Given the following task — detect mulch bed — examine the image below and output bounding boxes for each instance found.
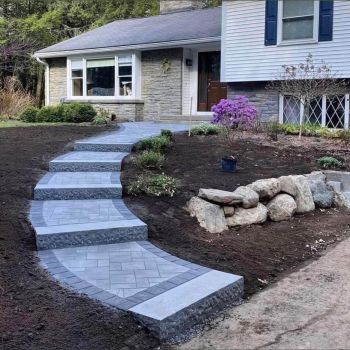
[123,132,350,297]
[0,125,158,350]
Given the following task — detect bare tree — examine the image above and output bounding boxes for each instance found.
[268,54,347,139]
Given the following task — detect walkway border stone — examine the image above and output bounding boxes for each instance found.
[30,122,244,341]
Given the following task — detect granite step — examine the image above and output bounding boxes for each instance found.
[34,172,122,200]
[39,241,243,342]
[49,151,128,172]
[30,199,147,250]
[75,141,133,153]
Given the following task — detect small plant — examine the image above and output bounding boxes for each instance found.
[191,124,222,136]
[137,135,171,152]
[160,129,173,139]
[211,96,257,154]
[128,173,177,197]
[133,150,165,169]
[265,121,280,141]
[19,106,40,122]
[317,156,343,169]
[335,129,350,143]
[93,108,110,125]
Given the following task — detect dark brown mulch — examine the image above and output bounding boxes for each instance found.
[123,133,350,298]
[0,125,158,350]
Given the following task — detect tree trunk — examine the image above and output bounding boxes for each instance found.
[35,66,45,107]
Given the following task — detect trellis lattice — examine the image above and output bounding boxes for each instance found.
[326,95,346,129]
[305,98,322,126]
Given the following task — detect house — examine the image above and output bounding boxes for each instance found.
[34,0,224,122]
[221,0,350,129]
[35,0,350,129]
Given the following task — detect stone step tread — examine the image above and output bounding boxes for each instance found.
[38,241,243,341]
[50,151,128,163]
[35,172,121,189]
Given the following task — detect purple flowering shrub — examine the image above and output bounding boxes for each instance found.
[211,96,257,128]
[211,96,258,155]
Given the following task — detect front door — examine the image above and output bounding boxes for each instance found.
[198,51,227,112]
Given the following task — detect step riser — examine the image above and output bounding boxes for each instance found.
[133,278,244,342]
[36,226,148,250]
[34,187,122,200]
[75,143,133,152]
[49,162,121,172]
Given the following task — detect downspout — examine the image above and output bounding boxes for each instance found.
[35,56,50,106]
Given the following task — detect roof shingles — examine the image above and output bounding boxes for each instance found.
[36,7,221,56]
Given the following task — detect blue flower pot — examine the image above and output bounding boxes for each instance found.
[221,157,237,173]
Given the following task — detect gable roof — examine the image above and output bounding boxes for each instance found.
[35,7,222,58]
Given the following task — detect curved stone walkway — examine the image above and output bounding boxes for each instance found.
[30,122,243,341]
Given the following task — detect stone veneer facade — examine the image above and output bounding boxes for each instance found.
[47,48,184,121]
[227,82,279,122]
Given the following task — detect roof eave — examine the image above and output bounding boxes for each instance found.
[34,36,221,58]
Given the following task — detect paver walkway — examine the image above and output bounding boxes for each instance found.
[30,122,243,341]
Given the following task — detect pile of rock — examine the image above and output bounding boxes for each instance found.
[187,171,343,234]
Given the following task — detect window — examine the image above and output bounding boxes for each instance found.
[71,60,83,97]
[279,0,318,43]
[87,59,115,97]
[68,54,137,99]
[118,56,132,96]
[281,94,349,130]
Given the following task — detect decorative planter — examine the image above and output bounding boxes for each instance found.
[221,156,237,173]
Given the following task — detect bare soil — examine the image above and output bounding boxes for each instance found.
[123,132,350,297]
[0,125,158,350]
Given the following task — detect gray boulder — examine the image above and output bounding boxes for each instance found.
[279,175,298,197]
[187,197,228,233]
[267,194,297,222]
[232,186,259,209]
[227,203,268,227]
[223,206,235,217]
[292,175,315,213]
[327,182,350,209]
[198,189,242,205]
[308,180,334,208]
[248,178,281,199]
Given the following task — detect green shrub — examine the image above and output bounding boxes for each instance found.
[335,129,350,143]
[161,129,173,139]
[36,105,66,122]
[92,108,110,125]
[19,106,40,122]
[128,174,177,197]
[63,103,97,123]
[191,124,222,135]
[137,135,171,152]
[317,156,343,169]
[134,150,165,169]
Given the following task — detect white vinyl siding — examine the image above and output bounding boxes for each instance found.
[222,0,350,82]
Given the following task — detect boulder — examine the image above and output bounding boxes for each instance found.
[248,178,281,199]
[267,194,297,222]
[232,186,259,209]
[327,182,350,209]
[227,203,268,227]
[279,175,298,197]
[223,206,235,217]
[187,197,228,233]
[291,175,315,213]
[305,171,326,183]
[198,189,242,205]
[308,180,334,208]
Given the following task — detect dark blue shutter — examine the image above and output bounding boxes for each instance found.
[319,0,334,41]
[265,0,278,46]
